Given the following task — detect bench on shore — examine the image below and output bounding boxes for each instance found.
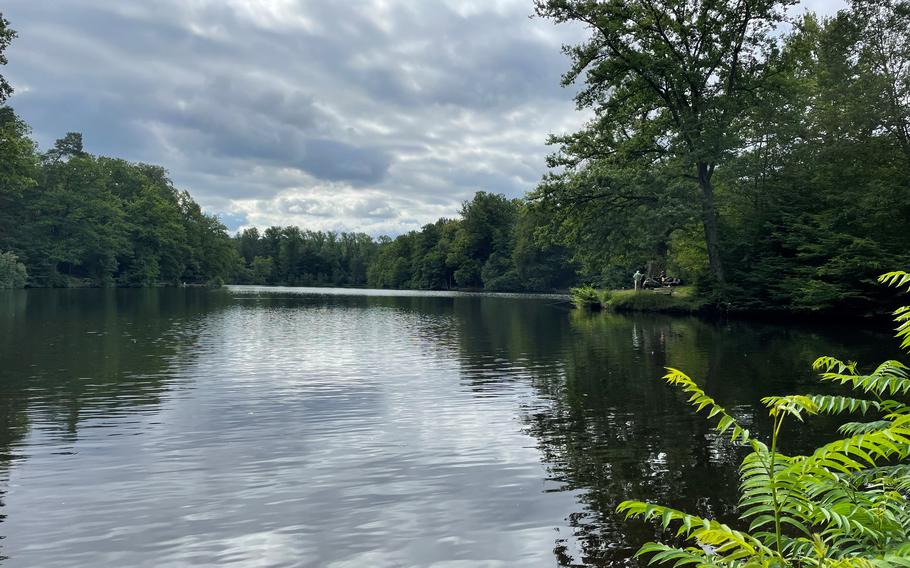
[651,287,673,295]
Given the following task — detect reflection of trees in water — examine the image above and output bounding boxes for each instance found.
[431,302,895,567]
[522,312,748,565]
[1,290,893,567]
[0,288,232,558]
[0,387,27,562]
[383,299,748,565]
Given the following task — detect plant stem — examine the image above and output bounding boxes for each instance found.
[770,414,785,558]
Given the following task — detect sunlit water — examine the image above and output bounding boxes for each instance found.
[0,287,899,567]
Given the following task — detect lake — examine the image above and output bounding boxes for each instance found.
[0,287,899,567]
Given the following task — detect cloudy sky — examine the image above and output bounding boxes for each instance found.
[4,0,845,235]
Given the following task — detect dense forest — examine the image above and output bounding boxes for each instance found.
[2,1,910,314]
[232,192,576,292]
[0,16,236,287]
[0,125,237,287]
[531,0,910,311]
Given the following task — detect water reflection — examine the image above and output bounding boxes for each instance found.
[514,310,893,565]
[0,289,232,563]
[0,287,897,567]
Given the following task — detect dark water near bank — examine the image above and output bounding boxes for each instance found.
[0,287,899,567]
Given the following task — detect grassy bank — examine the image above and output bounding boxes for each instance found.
[571,285,707,314]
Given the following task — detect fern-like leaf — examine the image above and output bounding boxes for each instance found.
[618,501,775,563]
[839,420,892,435]
[804,396,881,416]
[633,542,721,567]
[663,368,752,443]
[879,271,910,291]
[895,306,910,352]
[818,360,910,397]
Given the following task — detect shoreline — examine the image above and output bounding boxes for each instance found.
[571,285,898,328]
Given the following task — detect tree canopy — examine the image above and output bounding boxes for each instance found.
[0,13,15,104]
[235,192,577,292]
[534,0,798,287]
[533,0,910,311]
[0,120,239,287]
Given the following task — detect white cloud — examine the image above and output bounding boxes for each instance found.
[3,0,843,234]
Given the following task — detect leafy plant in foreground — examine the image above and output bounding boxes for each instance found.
[618,271,910,567]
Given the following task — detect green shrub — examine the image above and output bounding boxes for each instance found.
[619,271,910,567]
[0,251,27,288]
[571,285,603,310]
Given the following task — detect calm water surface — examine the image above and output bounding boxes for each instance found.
[0,287,898,567]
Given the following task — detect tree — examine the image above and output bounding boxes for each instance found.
[410,220,456,290]
[0,13,16,103]
[249,256,273,285]
[0,107,37,249]
[0,250,26,288]
[535,0,797,287]
[237,228,261,265]
[448,192,520,289]
[533,162,692,288]
[513,205,577,291]
[714,9,910,311]
[42,132,86,163]
[24,137,128,285]
[850,0,910,161]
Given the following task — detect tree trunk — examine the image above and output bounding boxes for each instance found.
[697,162,725,286]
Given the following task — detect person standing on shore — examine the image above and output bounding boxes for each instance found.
[633,270,643,291]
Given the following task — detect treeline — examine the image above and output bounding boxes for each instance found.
[4,3,910,314]
[532,0,910,312]
[233,192,577,292]
[0,122,237,287]
[0,16,237,288]
[233,228,376,287]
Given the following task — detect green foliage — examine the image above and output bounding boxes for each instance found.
[0,12,15,103]
[571,285,602,310]
[248,256,273,285]
[0,124,238,287]
[0,250,26,288]
[235,227,377,287]
[618,272,910,567]
[359,193,577,292]
[535,0,798,287]
[570,285,706,313]
[534,1,910,313]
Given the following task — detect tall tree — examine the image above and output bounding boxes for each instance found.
[535,0,796,286]
[0,13,16,103]
[714,8,910,311]
[850,0,910,160]
[448,192,519,288]
[0,107,37,248]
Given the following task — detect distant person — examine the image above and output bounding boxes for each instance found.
[633,270,643,291]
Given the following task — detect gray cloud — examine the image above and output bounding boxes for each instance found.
[2,0,846,235]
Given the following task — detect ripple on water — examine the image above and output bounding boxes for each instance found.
[0,288,898,566]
